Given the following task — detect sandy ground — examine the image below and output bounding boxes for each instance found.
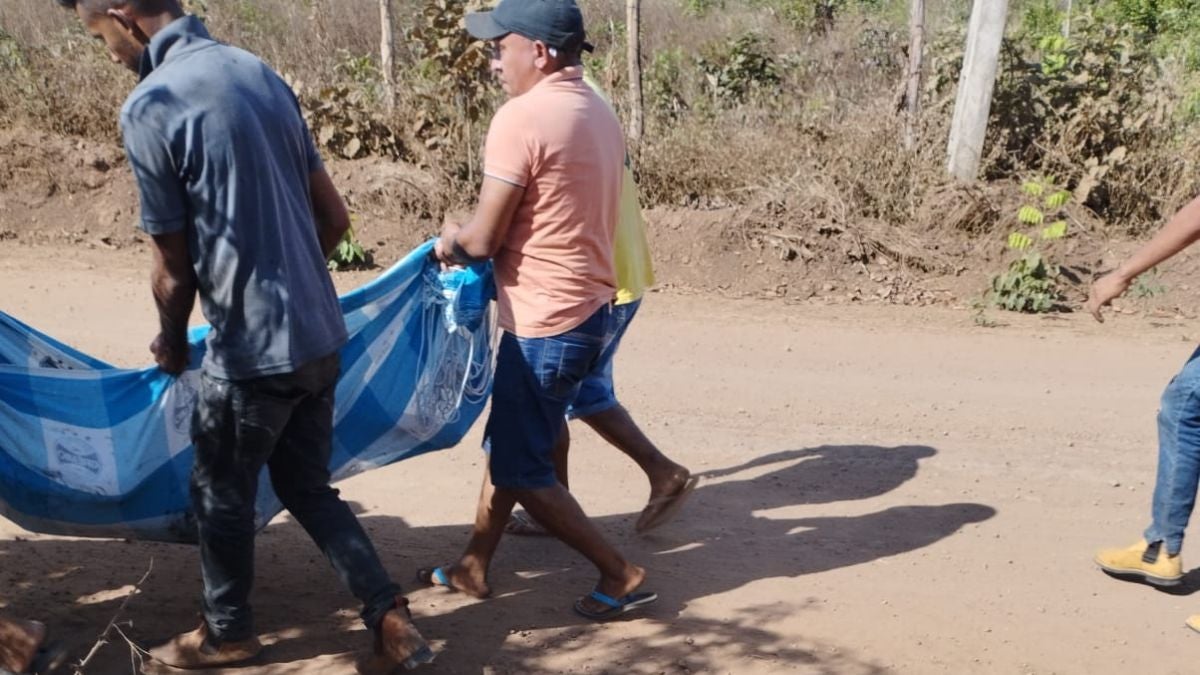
[2,242,1200,674]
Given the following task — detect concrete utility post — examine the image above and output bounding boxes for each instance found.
[946,0,1009,182]
[379,0,396,112]
[903,0,925,150]
[626,0,644,145]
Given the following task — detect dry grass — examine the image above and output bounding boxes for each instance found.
[1,0,1197,249]
[0,0,402,138]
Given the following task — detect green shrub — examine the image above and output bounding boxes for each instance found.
[647,47,689,121]
[328,226,371,271]
[697,34,781,105]
[992,253,1061,312]
[990,178,1071,313]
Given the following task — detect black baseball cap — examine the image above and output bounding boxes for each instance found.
[466,0,594,53]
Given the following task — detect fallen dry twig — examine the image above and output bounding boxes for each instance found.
[73,558,154,675]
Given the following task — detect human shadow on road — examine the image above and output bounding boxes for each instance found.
[697,444,937,506]
[0,444,992,673]
[622,445,994,611]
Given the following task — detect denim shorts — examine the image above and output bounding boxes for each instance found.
[566,299,641,420]
[484,304,612,489]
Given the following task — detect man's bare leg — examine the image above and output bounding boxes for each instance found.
[436,467,646,608]
[552,421,571,488]
[514,483,647,612]
[514,410,689,535]
[433,468,516,598]
[582,405,690,498]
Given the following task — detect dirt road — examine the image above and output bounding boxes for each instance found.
[2,243,1198,674]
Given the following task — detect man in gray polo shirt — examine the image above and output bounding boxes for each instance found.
[58,1,432,671]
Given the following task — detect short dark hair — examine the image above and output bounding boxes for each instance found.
[553,43,584,68]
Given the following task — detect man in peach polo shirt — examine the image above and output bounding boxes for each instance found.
[426,0,657,621]
[503,77,696,538]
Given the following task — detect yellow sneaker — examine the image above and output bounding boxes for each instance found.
[1095,539,1183,587]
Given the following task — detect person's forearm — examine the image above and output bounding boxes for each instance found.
[309,170,351,258]
[451,221,499,262]
[316,214,349,259]
[1115,195,1200,281]
[436,177,521,264]
[151,267,196,346]
[450,229,491,263]
[437,221,488,265]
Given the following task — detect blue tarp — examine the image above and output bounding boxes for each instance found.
[0,241,493,543]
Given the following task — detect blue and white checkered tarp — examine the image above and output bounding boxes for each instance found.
[0,240,494,543]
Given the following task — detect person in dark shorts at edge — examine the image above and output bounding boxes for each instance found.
[57,0,434,670]
[423,0,659,621]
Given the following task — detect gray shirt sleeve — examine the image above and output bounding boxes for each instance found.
[121,116,189,235]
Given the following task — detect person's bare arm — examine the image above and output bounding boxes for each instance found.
[1087,194,1200,322]
[434,177,524,265]
[147,231,196,375]
[310,167,351,259]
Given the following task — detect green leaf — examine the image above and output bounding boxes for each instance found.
[1041,220,1068,240]
[1018,206,1045,225]
[1044,190,1071,209]
[1008,232,1034,250]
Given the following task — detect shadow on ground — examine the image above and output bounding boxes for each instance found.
[0,444,993,673]
[1110,567,1200,597]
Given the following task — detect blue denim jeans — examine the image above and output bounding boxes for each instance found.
[567,299,641,420]
[191,353,400,642]
[1144,346,1200,555]
[485,304,612,489]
